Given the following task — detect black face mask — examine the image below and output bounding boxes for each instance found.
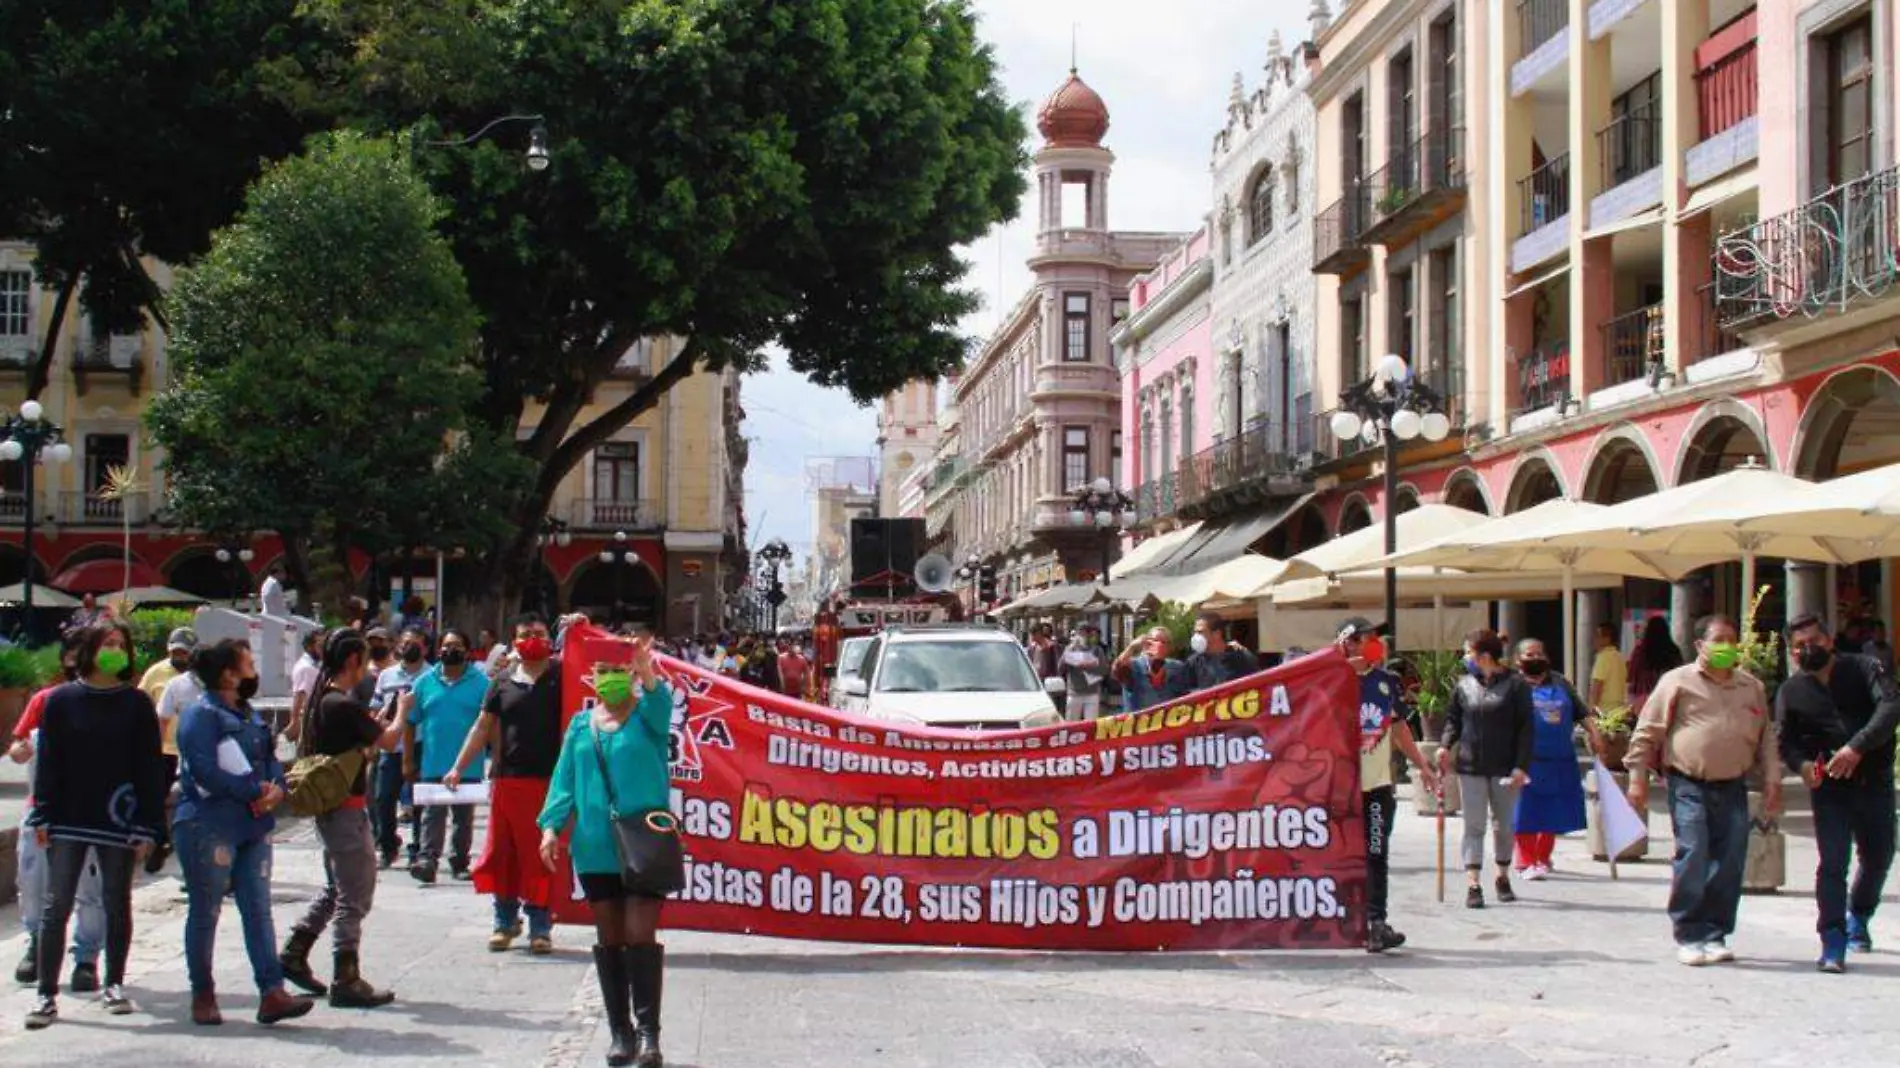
[1518,658,1550,679]
[442,649,468,667]
[401,646,424,664]
[236,676,260,701]
[1797,645,1833,673]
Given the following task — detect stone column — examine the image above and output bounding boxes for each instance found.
[1670,579,1699,660]
[1573,589,1604,679]
[1786,561,1827,626]
[1499,600,1529,646]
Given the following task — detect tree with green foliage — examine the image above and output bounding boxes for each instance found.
[306,0,1028,621]
[146,131,528,609]
[0,0,336,398]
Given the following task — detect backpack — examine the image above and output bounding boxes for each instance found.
[285,748,366,817]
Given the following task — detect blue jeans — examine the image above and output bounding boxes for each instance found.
[175,821,284,994]
[372,751,405,856]
[16,821,103,965]
[494,898,553,938]
[1812,779,1897,936]
[1666,775,1751,946]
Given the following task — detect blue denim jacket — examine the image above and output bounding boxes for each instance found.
[174,692,285,842]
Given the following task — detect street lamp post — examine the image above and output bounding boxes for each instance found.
[536,515,571,613]
[1069,477,1138,583]
[0,400,74,627]
[412,114,552,170]
[954,554,980,612]
[598,530,631,627]
[1328,353,1453,655]
[758,538,793,634]
[214,543,257,607]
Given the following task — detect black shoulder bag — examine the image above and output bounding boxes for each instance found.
[588,719,685,896]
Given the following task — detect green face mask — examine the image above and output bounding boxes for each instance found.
[1703,642,1741,671]
[95,648,131,678]
[594,671,634,706]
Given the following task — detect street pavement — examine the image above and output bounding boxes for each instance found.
[0,780,1896,1068]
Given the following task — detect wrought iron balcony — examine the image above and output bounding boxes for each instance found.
[1362,128,1468,246]
[1314,407,1377,464]
[1516,339,1571,414]
[1597,102,1661,189]
[1517,152,1571,238]
[1715,165,1900,328]
[61,491,151,526]
[1312,186,1372,275]
[1695,282,1745,361]
[1519,0,1568,58]
[569,497,663,531]
[1600,304,1664,388]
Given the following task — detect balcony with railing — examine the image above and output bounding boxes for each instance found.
[1515,339,1571,415]
[1591,97,1664,229]
[1361,129,1469,248]
[71,334,145,395]
[1312,186,1372,276]
[1313,407,1376,465]
[1599,304,1664,390]
[1714,165,1900,329]
[1694,282,1745,363]
[569,497,664,531]
[60,491,151,526]
[1688,10,1759,187]
[0,491,26,526]
[1513,0,1571,96]
[1513,153,1571,273]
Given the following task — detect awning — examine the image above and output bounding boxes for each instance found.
[1505,261,1571,301]
[1156,494,1311,575]
[1110,522,1201,579]
[1681,165,1758,219]
[1584,207,1663,241]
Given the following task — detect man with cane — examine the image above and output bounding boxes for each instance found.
[1337,618,1437,951]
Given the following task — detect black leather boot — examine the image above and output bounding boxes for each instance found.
[594,945,636,1067]
[278,929,327,996]
[627,943,665,1068]
[328,950,395,1008]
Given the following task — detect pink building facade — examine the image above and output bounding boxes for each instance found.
[1112,228,1213,496]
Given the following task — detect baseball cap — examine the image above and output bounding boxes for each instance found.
[364,626,392,641]
[1335,616,1379,642]
[166,628,198,652]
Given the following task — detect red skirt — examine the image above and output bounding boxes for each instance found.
[472,776,556,909]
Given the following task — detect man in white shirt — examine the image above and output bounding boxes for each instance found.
[260,564,289,617]
[285,628,324,740]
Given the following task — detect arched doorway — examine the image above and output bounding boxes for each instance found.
[1392,485,1422,515]
[1442,470,1492,515]
[1338,496,1374,535]
[167,548,249,604]
[1678,412,1769,484]
[1583,433,1661,504]
[1504,455,1564,514]
[1792,366,1900,636]
[0,544,47,588]
[567,558,662,628]
[1581,431,1668,650]
[1679,406,1775,626]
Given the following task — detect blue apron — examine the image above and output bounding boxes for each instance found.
[1515,679,1587,835]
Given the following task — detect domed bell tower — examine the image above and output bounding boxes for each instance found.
[1033,69,1114,256]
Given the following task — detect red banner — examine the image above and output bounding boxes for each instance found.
[548,629,1366,950]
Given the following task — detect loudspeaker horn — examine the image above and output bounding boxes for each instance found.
[913,553,954,594]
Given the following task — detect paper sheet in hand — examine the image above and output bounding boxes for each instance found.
[414,782,490,806]
[215,738,253,776]
[1591,758,1647,857]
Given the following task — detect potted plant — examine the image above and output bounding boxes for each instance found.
[1376,185,1414,215]
[1593,703,1635,770]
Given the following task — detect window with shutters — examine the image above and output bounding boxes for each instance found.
[1063,427,1089,491]
[1064,294,1091,361]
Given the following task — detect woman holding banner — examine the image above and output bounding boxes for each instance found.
[539,633,676,1068]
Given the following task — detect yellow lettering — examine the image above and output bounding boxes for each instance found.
[739,790,775,845]
[1164,703,1192,728]
[1230,689,1261,719]
[1096,715,1133,740]
[807,802,842,852]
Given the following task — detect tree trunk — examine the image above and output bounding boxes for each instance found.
[27,275,79,400]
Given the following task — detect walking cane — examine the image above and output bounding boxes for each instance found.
[1434,782,1447,904]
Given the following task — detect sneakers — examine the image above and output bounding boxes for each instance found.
[69,961,99,994]
[1366,922,1407,954]
[102,985,134,1014]
[1494,874,1517,903]
[1465,885,1484,909]
[1676,943,1712,967]
[529,935,554,956]
[1522,864,1549,883]
[409,861,438,885]
[1847,915,1875,953]
[489,925,523,952]
[24,996,57,1030]
[1819,929,1848,974]
[15,937,38,984]
[451,867,473,882]
[1703,938,1736,964]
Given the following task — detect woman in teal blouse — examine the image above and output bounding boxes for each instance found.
[538,633,673,1068]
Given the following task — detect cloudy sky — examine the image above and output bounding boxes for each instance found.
[741,0,1315,562]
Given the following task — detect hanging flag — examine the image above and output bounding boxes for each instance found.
[1592,758,1647,857]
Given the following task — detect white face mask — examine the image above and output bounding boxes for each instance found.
[1189,633,1209,655]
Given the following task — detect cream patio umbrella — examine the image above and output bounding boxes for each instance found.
[1270,503,1493,584]
[1730,459,1900,561]
[1364,497,1729,677]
